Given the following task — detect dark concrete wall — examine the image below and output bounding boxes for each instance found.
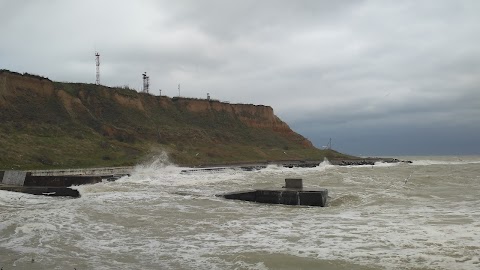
[0,186,80,197]
[24,175,102,187]
[222,190,256,202]
[299,191,328,206]
[220,189,328,207]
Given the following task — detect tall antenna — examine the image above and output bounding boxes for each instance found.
[142,72,150,93]
[178,84,181,97]
[95,52,100,85]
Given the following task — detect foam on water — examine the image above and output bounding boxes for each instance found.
[410,156,480,166]
[1,155,480,269]
[14,223,58,234]
[374,161,401,167]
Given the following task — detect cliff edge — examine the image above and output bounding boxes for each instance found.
[0,70,350,169]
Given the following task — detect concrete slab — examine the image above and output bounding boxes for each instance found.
[1,170,27,186]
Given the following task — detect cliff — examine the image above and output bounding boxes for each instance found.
[0,70,348,169]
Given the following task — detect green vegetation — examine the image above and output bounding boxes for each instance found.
[0,70,353,170]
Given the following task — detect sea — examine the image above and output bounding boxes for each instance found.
[1,155,479,270]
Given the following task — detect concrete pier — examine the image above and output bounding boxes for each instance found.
[218,179,328,207]
[0,167,131,197]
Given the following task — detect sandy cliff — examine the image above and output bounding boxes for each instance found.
[0,70,325,169]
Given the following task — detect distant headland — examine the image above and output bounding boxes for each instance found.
[0,69,357,170]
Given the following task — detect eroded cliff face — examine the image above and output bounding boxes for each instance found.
[0,70,314,148]
[0,71,54,108]
[0,71,54,98]
[0,71,64,124]
[176,99,284,128]
[174,99,313,147]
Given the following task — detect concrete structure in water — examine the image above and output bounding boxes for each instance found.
[0,167,131,197]
[218,178,328,207]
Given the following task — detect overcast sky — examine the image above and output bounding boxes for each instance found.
[1,0,479,156]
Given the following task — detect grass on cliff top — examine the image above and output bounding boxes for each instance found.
[0,123,146,170]
[170,144,346,166]
[0,121,342,170]
[0,111,352,170]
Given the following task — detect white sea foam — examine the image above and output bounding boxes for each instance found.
[373,161,401,167]
[411,158,480,166]
[14,223,57,234]
[1,156,479,269]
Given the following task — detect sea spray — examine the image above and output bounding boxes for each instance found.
[2,156,480,269]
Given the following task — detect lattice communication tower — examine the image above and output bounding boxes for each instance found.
[142,72,150,93]
[95,52,100,85]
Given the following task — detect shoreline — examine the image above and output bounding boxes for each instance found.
[188,157,411,168]
[0,157,411,173]
[0,157,411,197]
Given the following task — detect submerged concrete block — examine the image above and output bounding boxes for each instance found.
[218,188,328,207]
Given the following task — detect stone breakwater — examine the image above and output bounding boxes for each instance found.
[330,158,412,166]
[183,158,411,173]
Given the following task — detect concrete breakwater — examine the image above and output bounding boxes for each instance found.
[29,166,133,177]
[181,161,323,173]
[219,189,329,207]
[182,158,410,173]
[329,158,412,166]
[218,178,329,207]
[0,167,132,197]
[0,158,410,197]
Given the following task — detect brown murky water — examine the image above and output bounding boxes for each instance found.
[1,155,479,269]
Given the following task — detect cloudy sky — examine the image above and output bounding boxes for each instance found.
[1,0,479,156]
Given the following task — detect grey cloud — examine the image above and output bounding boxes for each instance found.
[1,0,479,155]
[157,0,363,40]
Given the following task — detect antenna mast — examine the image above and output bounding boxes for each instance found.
[142,72,150,93]
[95,52,100,85]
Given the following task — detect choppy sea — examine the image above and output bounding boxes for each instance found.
[1,155,479,270]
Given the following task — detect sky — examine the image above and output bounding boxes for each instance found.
[1,0,479,156]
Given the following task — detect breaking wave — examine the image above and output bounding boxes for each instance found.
[411,158,480,166]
